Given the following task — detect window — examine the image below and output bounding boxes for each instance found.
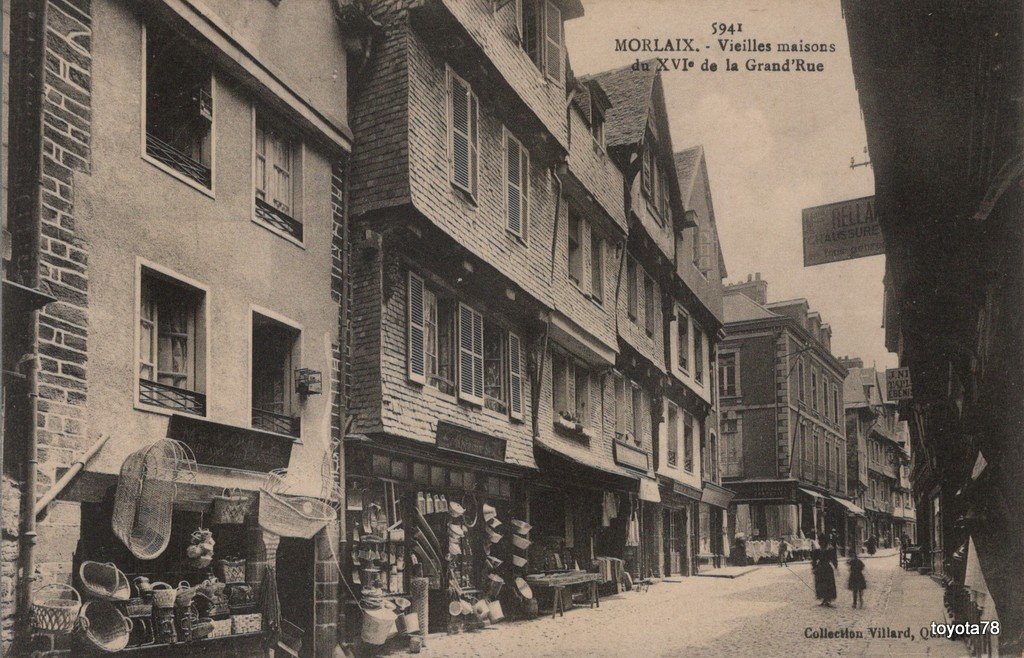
[568,211,583,284]
[683,411,695,472]
[553,354,595,430]
[719,351,737,397]
[518,0,563,82]
[145,21,213,188]
[138,268,205,415]
[409,274,456,394]
[251,313,300,438]
[797,358,806,403]
[708,432,719,483]
[811,367,818,410]
[643,272,655,335]
[590,232,604,304]
[574,366,592,428]
[448,68,479,198]
[590,96,605,147]
[484,322,507,414]
[552,352,570,419]
[505,130,529,239]
[458,303,485,405]
[255,113,303,241]
[626,256,638,320]
[693,228,712,277]
[643,136,670,223]
[631,385,644,446]
[666,403,679,467]
[614,376,627,441]
[832,385,840,424]
[676,309,689,373]
[693,328,704,384]
[722,418,740,477]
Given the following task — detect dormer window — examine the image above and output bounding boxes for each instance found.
[518,0,564,83]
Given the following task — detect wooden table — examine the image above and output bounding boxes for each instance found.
[525,572,603,619]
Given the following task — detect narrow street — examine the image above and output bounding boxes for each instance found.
[397,555,966,658]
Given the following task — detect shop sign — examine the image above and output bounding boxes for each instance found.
[886,367,913,400]
[613,440,649,471]
[802,195,884,266]
[436,421,506,463]
[726,479,795,502]
[701,483,734,509]
[167,414,292,472]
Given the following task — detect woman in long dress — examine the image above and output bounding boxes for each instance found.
[812,540,838,607]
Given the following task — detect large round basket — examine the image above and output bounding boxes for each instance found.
[79,562,130,602]
[78,601,132,653]
[31,583,81,634]
[259,489,334,539]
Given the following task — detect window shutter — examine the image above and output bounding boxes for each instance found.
[408,272,426,383]
[543,1,563,81]
[469,92,479,197]
[458,304,484,404]
[449,71,475,195]
[506,133,524,237]
[642,146,652,196]
[509,333,523,419]
[589,373,600,429]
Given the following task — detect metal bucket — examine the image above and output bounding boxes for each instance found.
[487,599,504,623]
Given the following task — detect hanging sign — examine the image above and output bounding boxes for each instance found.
[802,195,884,265]
[886,367,913,401]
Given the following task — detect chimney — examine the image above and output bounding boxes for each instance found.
[725,273,768,305]
[839,356,864,369]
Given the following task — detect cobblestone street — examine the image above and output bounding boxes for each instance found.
[395,555,968,658]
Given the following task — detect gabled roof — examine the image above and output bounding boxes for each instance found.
[724,292,779,323]
[582,62,657,149]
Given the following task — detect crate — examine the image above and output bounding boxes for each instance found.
[232,613,262,635]
[208,618,232,638]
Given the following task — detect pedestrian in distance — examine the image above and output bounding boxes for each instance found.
[811,538,839,607]
[866,534,877,555]
[777,537,790,566]
[847,547,867,608]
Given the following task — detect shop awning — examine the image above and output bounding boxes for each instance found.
[798,487,825,500]
[639,477,661,503]
[700,482,735,509]
[829,496,866,517]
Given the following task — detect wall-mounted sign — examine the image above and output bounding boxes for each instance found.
[613,440,650,471]
[886,367,913,401]
[167,414,293,472]
[436,421,507,463]
[802,195,884,266]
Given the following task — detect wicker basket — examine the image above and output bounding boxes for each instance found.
[150,582,176,608]
[79,562,130,602]
[231,612,262,635]
[212,488,249,525]
[31,583,81,634]
[258,470,335,539]
[217,558,246,584]
[208,617,232,638]
[125,597,152,618]
[78,601,132,653]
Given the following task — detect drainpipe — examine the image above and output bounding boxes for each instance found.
[12,0,50,638]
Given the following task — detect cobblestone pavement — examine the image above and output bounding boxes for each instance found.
[389,555,969,657]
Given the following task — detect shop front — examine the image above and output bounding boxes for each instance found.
[827,496,866,555]
[697,482,734,570]
[343,424,528,638]
[657,478,702,576]
[726,479,822,564]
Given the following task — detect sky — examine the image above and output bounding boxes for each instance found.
[566,0,897,370]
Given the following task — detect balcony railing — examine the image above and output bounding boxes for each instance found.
[255,198,303,241]
[816,465,826,484]
[146,133,211,188]
[140,379,206,416]
[252,407,301,438]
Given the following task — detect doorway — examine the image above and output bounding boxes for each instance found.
[276,537,314,657]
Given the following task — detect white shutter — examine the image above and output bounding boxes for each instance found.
[508,332,524,419]
[408,272,426,383]
[449,70,476,196]
[505,132,526,237]
[469,91,479,197]
[458,303,484,404]
[543,1,563,82]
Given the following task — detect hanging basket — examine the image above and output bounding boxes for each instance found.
[31,583,81,634]
[78,601,133,653]
[258,470,335,539]
[78,562,130,602]
[112,439,196,560]
[211,488,249,525]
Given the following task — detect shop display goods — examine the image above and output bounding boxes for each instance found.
[211,488,249,524]
[258,469,336,539]
[112,439,197,560]
[78,561,130,602]
[78,601,133,652]
[31,583,81,635]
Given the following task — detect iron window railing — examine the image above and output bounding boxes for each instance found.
[252,406,301,438]
[146,133,211,188]
[139,378,206,416]
[254,197,303,241]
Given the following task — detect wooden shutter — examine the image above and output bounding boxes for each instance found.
[458,303,484,404]
[509,332,524,419]
[642,145,652,196]
[589,372,600,429]
[408,272,426,383]
[543,1,563,81]
[505,132,528,238]
[449,70,477,196]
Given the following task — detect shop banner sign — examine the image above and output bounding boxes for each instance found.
[436,421,507,462]
[886,367,913,400]
[802,195,884,266]
[613,440,650,471]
